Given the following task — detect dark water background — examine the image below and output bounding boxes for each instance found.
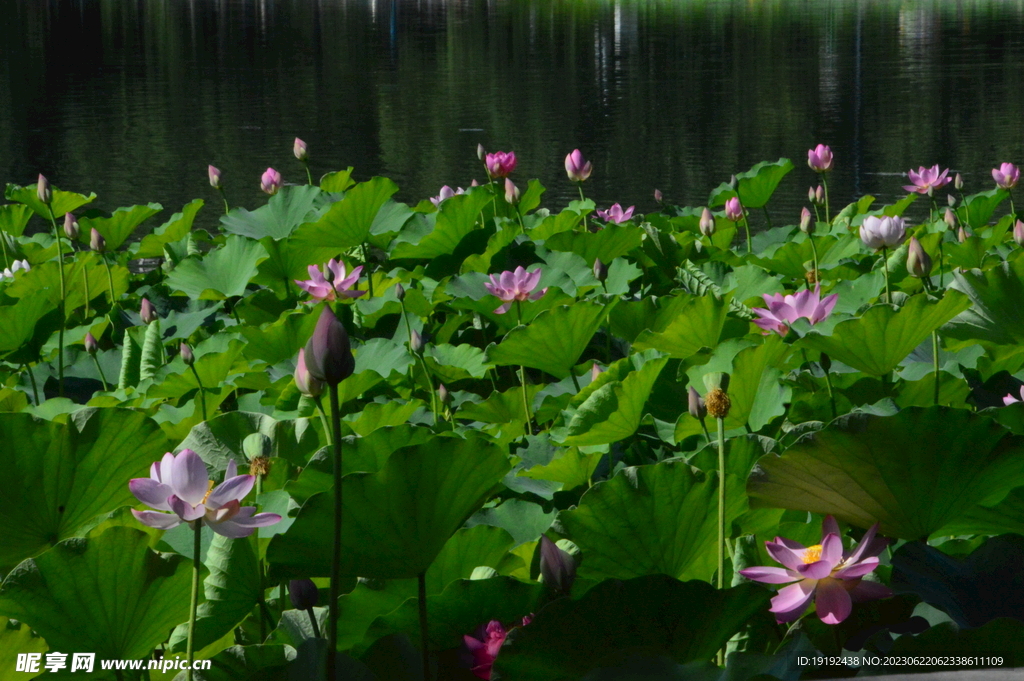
[3,0,1024,232]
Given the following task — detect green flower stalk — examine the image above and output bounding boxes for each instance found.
[808,144,834,224]
[181,343,206,422]
[208,166,230,214]
[85,332,108,392]
[294,138,313,185]
[565,149,593,232]
[39,175,67,397]
[703,375,730,666]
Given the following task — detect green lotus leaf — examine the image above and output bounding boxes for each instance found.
[0,527,190,661]
[0,294,56,355]
[238,308,319,366]
[78,203,162,251]
[266,433,510,580]
[935,488,1024,537]
[798,291,969,376]
[0,617,48,680]
[544,223,643,265]
[422,343,489,383]
[491,576,771,680]
[461,223,522,273]
[319,167,355,193]
[708,158,794,209]
[288,177,398,262]
[4,254,130,313]
[346,400,423,436]
[558,462,747,582]
[0,409,171,572]
[632,294,730,359]
[889,618,1024,667]
[147,335,248,399]
[486,302,612,379]
[0,203,33,238]
[956,188,1009,230]
[945,256,1024,344]
[220,184,332,240]
[133,199,204,258]
[456,384,543,426]
[179,410,321,473]
[166,235,268,300]
[467,498,555,546]
[747,406,1024,539]
[185,644,296,681]
[4,183,96,219]
[391,188,492,260]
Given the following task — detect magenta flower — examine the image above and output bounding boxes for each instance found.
[485,151,517,179]
[294,259,366,302]
[903,165,951,195]
[992,162,1020,190]
[859,215,906,250]
[129,449,281,538]
[564,149,593,182]
[725,196,743,222]
[461,615,532,680]
[430,185,466,208]
[807,144,834,173]
[484,266,547,314]
[739,515,892,624]
[261,167,283,195]
[1003,387,1024,406]
[752,284,838,336]
[596,203,635,224]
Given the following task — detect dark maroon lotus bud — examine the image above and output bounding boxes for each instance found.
[180,342,194,366]
[593,258,608,283]
[84,332,99,355]
[289,579,319,610]
[303,305,355,386]
[64,212,79,240]
[539,535,577,594]
[820,352,832,373]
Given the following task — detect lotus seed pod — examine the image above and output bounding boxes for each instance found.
[705,387,731,419]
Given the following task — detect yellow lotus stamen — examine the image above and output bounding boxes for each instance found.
[803,544,823,564]
[200,479,215,505]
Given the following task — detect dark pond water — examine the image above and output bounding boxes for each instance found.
[3,0,1024,231]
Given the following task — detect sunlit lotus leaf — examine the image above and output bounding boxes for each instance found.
[4,254,129,313]
[0,295,56,356]
[133,199,204,258]
[179,410,320,473]
[78,203,162,251]
[220,185,332,240]
[945,256,1024,344]
[545,222,643,265]
[391,188,492,260]
[0,617,48,679]
[4,183,96,219]
[467,498,555,546]
[147,335,248,399]
[287,177,398,260]
[461,223,522,273]
[266,433,510,580]
[798,291,969,376]
[166,235,268,299]
[0,203,33,237]
[238,308,319,366]
[487,302,611,379]
[422,343,489,383]
[956,188,1009,230]
[491,576,770,680]
[0,409,171,572]
[0,527,190,661]
[346,400,423,436]
[319,167,355,193]
[708,158,794,209]
[747,407,1024,539]
[632,294,730,359]
[559,462,747,582]
[456,384,544,426]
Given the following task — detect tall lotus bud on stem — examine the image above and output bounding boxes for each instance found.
[140,298,158,324]
[699,207,716,237]
[64,212,79,240]
[303,305,355,386]
[955,173,964,190]
[260,167,282,195]
[564,149,593,182]
[84,332,99,355]
[504,178,520,204]
[208,165,222,189]
[654,189,663,204]
[815,185,825,205]
[294,348,323,398]
[90,228,105,252]
[799,207,813,234]
[725,197,743,222]
[180,342,194,366]
[293,137,309,162]
[593,258,608,283]
[37,174,52,205]
[395,283,406,302]
[807,144,834,173]
[907,236,932,279]
[289,579,319,610]
[944,208,957,230]
[477,143,486,161]
[1014,220,1024,247]
[438,382,451,405]
[958,226,968,243]
[539,535,577,595]
[808,186,818,204]
[688,385,707,421]
[819,352,831,373]
[410,329,424,354]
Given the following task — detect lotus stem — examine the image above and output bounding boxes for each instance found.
[23,363,39,405]
[932,330,941,406]
[762,205,773,231]
[304,161,314,186]
[188,364,208,422]
[570,370,581,393]
[306,607,321,640]
[741,211,752,253]
[578,184,588,232]
[823,369,837,421]
[416,353,439,425]
[186,520,202,681]
[0,225,9,270]
[83,268,91,320]
[313,395,333,447]
[101,252,117,309]
[418,570,430,681]
[326,382,344,681]
[808,233,820,279]
[820,174,831,224]
[881,246,892,304]
[217,186,230,215]
[361,243,374,298]
[516,301,534,435]
[91,354,109,393]
[45,205,67,397]
[716,415,726,667]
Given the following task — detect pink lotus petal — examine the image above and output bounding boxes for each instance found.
[815,577,853,624]
[844,522,881,565]
[738,566,800,584]
[131,509,182,530]
[494,302,512,315]
[528,288,547,301]
[225,459,238,480]
[770,580,817,622]
[206,474,255,509]
[796,560,833,580]
[820,533,844,567]
[129,478,174,511]
[169,449,210,506]
[833,557,880,580]
[822,515,840,538]
[169,496,206,522]
[765,540,806,571]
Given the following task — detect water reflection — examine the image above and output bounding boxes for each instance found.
[2,0,1024,232]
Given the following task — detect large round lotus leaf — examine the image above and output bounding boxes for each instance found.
[0,408,172,573]
[889,618,1024,667]
[266,433,510,580]
[491,576,770,681]
[558,461,747,582]
[487,302,611,379]
[166,235,269,300]
[0,527,191,661]
[178,410,321,472]
[946,255,1024,344]
[747,407,1024,539]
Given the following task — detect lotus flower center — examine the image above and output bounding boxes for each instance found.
[200,480,215,505]
[803,545,823,564]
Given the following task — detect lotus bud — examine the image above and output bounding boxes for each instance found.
[303,305,355,386]
[477,143,486,161]
[294,347,323,397]
[410,329,424,354]
[180,342,194,366]
[799,207,813,234]
[37,174,52,205]
[815,185,825,204]
[725,197,743,222]
[438,383,451,405]
[808,186,817,204]
[564,149,593,182]
[140,298,158,324]
[593,258,608,283]
[90,228,105,252]
[63,212,79,240]
[395,282,406,301]
[539,535,577,594]
[654,189,663,203]
[699,207,716,237]
[504,178,520,204]
[947,194,956,207]
[289,579,319,610]
[955,173,964,190]
[688,385,707,420]
[944,208,956,230]
[470,179,480,187]
[728,175,738,190]
[84,332,99,355]
[958,226,968,243]
[819,352,831,373]
[208,165,222,189]
[293,137,308,161]
[260,167,282,195]
[1014,220,1024,247]
[591,362,603,382]
[907,236,932,278]
[807,144,834,173]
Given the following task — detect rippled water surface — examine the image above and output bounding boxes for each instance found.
[3,0,1024,229]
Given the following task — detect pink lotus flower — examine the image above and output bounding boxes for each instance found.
[739,515,892,624]
[807,144,834,173]
[430,185,467,208]
[564,149,593,182]
[859,215,906,250]
[992,162,1020,190]
[129,449,281,538]
[752,284,838,336]
[461,615,532,680]
[903,165,951,195]
[484,266,547,314]
[1003,387,1024,406]
[261,167,282,195]
[596,203,635,224]
[294,259,366,302]
[485,151,517,179]
[725,196,743,222]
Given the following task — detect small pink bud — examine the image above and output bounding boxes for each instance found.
[815,185,825,204]
[208,165,222,189]
[504,178,520,204]
[800,207,813,234]
[564,149,593,182]
[293,138,308,162]
[180,342,194,366]
[725,197,743,222]
[37,174,52,205]
[907,236,932,278]
[303,305,355,386]
[438,383,451,405]
[410,329,424,354]
[955,173,964,190]
[654,188,663,203]
[591,362,603,382]
[477,143,486,161]
[395,283,406,301]
[90,228,106,252]
[84,332,99,355]
[294,348,323,397]
[260,167,282,195]
[944,208,957,230]
[958,226,968,243]
[947,194,956,207]
[808,186,817,204]
[699,207,716,237]
[688,385,706,420]
[1014,220,1024,247]
[64,212,79,240]
[140,298,158,324]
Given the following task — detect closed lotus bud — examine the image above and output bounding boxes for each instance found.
[180,342,194,366]
[725,197,743,222]
[591,362,603,382]
[477,143,486,161]
[819,352,832,373]
[395,283,406,301]
[438,382,451,405]
[947,194,956,207]
[289,579,319,610]
[140,298,157,324]
[90,228,106,252]
[84,332,99,355]
[593,258,608,283]
[808,186,817,204]
[539,535,577,594]
[1014,220,1024,247]
[955,173,964,190]
[410,329,424,354]
[958,226,968,243]
[37,174,52,205]
[654,189,663,203]
[260,167,282,196]
[470,179,480,187]
[64,212,79,240]
[303,305,355,386]
[688,385,707,420]
[815,185,825,204]
[294,348,323,397]
[944,208,956,230]
[705,387,731,419]
[799,207,813,234]
[293,137,308,161]
[699,207,716,237]
[504,178,520,204]
[208,165,222,189]
[907,236,932,278]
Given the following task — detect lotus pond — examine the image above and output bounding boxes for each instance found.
[0,146,1023,680]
